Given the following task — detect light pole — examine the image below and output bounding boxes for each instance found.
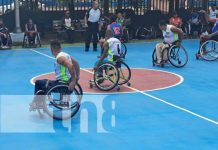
[15,0,21,33]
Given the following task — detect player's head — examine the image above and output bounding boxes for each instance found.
[105,29,114,39]
[50,40,61,56]
[117,12,123,19]
[173,11,178,17]
[110,15,117,23]
[158,20,167,31]
[92,1,99,10]
[65,10,70,17]
[28,18,33,24]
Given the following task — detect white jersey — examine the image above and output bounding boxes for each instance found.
[88,8,101,23]
[209,9,218,19]
[107,37,121,61]
[65,18,72,27]
[163,25,178,44]
[55,52,72,82]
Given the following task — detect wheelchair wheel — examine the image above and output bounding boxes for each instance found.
[200,40,218,61]
[44,84,81,120]
[168,45,188,68]
[152,48,157,66]
[117,61,131,85]
[94,62,119,91]
[121,42,127,58]
[22,35,28,48]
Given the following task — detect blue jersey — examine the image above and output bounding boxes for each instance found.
[109,22,122,39]
[212,20,218,33]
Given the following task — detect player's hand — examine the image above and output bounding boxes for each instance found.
[203,35,211,40]
[176,41,181,47]
[69,81,76,91]
[93,67,98,72]
[84,24,88,28]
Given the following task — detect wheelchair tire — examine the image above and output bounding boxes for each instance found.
[121,42,127,58]
[117,61,131,85]
[168,45,188,68]
[200,40,218,61]
[94,62,120,91]
[152,48,157,65]
[44,84,81,120]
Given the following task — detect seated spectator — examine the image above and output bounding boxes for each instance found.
[25,19,37,46]
[62,10,74,43]
[209,4,218,19]
[116,12,125,27]
[0,19,11,47]
[99,15,110,39]
[209,4,218,32]
[169,11,183,28]
[189,8,202,37]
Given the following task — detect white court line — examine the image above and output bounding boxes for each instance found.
[30,49,218,125]
[30,68,184,94]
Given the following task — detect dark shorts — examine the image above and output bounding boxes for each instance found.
[211,35,218,41]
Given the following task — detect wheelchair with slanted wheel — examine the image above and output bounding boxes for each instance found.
[22,32,41,48]
[196,40,218,61]
[89,57,131,91]
[30,81,83,120]
[152,43,188,68]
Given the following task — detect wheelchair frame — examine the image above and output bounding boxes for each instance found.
[196,40,218,61]
[0,33,12,50]
[22,32,41,48]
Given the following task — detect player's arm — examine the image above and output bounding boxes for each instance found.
[94,41,108,71]
[171,26,184,45]
[71,57,80,81]
[84,10,89,27]
[57,56,77,90]
[34,24,37,33]
[25,24,29,33]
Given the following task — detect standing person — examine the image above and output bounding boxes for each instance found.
[25,18,38,46]
[84,1,101,52]
[62,10,74,43]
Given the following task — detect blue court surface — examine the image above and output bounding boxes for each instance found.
[0,39,218,150]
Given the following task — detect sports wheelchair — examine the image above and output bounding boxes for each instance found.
[152,43,188,68]
[30,81,83,120]
[89,58,131,91]
[22,32,41,48]
[196,40,218,61]
[0,33,12,49]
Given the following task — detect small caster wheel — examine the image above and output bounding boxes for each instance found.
[127,82,131,86]
[161,64,164,68]
[116,87,120,91]
[178,60,181,65]
[195,54,200,60]
[89,80,93,88]
[152,62,155,66]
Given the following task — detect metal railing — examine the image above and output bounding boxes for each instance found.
[0,0,217,15]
